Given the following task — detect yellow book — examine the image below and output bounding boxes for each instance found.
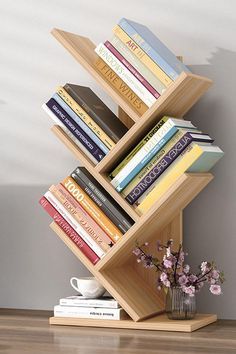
[56,86,115,150]
[113,25,173,87]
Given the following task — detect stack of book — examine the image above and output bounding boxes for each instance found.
[42,84,128,164]
[39,167,134,264]
[109,116,224,215]
[54,296,127,320]
[95,18,191,115]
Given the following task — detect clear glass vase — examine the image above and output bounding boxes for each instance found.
[166,287,196,320]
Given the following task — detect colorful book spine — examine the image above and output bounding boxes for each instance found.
[44,191,105,258]
[59,296,120,308]
[62,176,123,242]
[46,98,105,162]
[113,25,172,87]
[42,104,98,165]
[49,184,114,251]
[111,119,196,192]
[95,43,156,107]
[56,86,115,150]
[54,305,126,320]
[95,58,148,115]
[110,35,167,95]
[53,94,109,155]
[104,41,160,99]
[39,197,99,265]
[135,144,223,214]
[124,132,213,204]
[71,168,133,233]
[109,117,166,179]
[118,18,190,80]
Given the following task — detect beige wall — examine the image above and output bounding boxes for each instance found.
[0,0,235,318]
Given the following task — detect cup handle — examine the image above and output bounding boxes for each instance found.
[70,277,81,293]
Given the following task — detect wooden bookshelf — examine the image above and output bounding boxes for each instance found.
[45,28,217,331]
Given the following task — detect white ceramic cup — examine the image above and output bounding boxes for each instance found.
[70,277,106,298]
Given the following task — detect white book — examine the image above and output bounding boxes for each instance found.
[95,43,156,107]
[60,296,120,308]
[42,104,98,165]
[54,305,127,320]
[44,191,105,259]
[111,118,196,189]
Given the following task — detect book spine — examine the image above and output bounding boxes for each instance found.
[105,41,160,99]
[39,197,99,264]
[119,19,179,80]
[56,86,115,150]
[54,305,123,320]
[53,94,109,155]
[125,132,201,204]
[49,184,114,251]
[95,43,156,107]
[44,191,105,258]
[46,99,105,162]
[111,120,177,189]
[42,104,98,165]
[59,299,119,308]
[110,35,167,94]
[109,117,166,179]
[95,58,148,115]
[62,176,123,242]
[71,171,128,234]
[113,25,173,87]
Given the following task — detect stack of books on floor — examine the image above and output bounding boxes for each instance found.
[95,18,191,115]
[54,296,127,320]
[42,84,128,164]
[109,116,224,215]
[39,167,134,264]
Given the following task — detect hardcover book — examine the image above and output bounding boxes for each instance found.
[59,296,120,309]
[54,305,127,320]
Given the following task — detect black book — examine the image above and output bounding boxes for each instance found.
[64,84,128,143]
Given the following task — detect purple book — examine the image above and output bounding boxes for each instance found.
[125,132,214,204]
[46,98,105,162]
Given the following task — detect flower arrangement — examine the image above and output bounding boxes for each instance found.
[133,239,225,297]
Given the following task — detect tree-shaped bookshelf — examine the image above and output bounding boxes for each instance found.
[47,29,217,332]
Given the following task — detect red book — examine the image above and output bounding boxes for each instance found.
[39,196,100,265]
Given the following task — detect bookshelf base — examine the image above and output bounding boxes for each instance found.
[49,313,217,332]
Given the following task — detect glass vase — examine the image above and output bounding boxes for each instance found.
[166,287,196,320]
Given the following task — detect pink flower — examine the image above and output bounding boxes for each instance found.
[210,285,222,295]
[211,269,220,280]
[160,272,167,282]
[183,285,195,297]
[163,279,170,287]
[133,248,141,256]
[189,274,198,283]
[201,261,208,274]
[183,264,190,274]
[166,247,171,257]
[178,275,188,285]
[163,258,172,268]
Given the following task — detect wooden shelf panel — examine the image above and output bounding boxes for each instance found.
[51,125,139,222]
[49,313,217,332]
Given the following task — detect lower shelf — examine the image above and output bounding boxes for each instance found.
[49,313,217,332]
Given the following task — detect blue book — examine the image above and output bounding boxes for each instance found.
[52,94,109,155]
[116,126,179,192]
[119,18,190,80]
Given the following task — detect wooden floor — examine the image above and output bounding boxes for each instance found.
[0,309,236,354]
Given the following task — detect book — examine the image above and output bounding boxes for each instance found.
[62,176,123,242]
[118,18,190,80]
[111,118,197,192]
[110,117,166,179]
[123,131,214,204]
[44,191,105,258]
[39,197,99,265]
[110,35,167,94]
[71,167,134,233]
[42,104,98,165]
[113,25,172,87]
[46,98,105,162]
[95,58,148,115]
[54,305,127,320]
[59,296,120,308]
[53,93,109,155]
[135,143,224,215]
[95,43,157,107]
[105,41,160,99]
[57,86,116,150]
[64,84,128,143]
[49,184,114,250]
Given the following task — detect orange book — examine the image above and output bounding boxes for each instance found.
[62,176,123,242]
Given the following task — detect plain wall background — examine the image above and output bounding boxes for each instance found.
[0,0,235,319]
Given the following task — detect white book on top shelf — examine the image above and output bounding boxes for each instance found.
[59,295,120,309]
